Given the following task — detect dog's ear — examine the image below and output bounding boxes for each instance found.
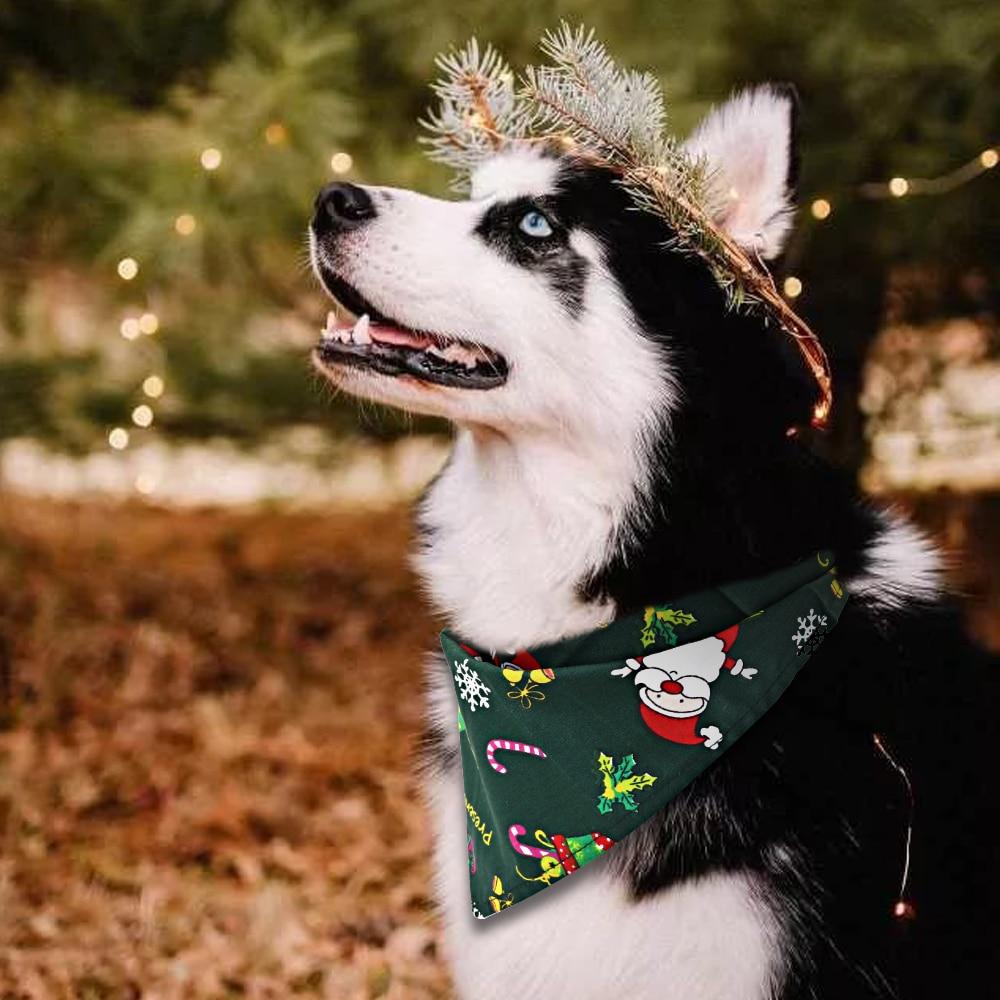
[683,85,798,260]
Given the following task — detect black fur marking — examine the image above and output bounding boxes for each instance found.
[474,195,589,316]
[774,82,802,197]
[426,155,998,997]
[545,157,997,997]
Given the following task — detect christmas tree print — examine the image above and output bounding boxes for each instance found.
[596,752,657,815]
[640,607,697,648]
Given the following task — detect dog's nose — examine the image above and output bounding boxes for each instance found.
[660,680,683,694]
[313,182,377,234]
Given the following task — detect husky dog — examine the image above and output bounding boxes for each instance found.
[309,87,993,999]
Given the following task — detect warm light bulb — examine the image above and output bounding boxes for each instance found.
[108,427,129,450]
[120,317,141,340]
[134,473,157,495]
[138,312,159,335]
[131,404,154,428]
[783,276,803,299]
[888,177,909,197]
[117,257,139,280]
[142,375,165,399]
[200,147,222,171]
[175,213,197,235]
[810,198,832,220]
[329,151,353,174]
[981,148,998,169]
[264,122,288,145]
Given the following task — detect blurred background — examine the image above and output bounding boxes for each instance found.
[0,1,996,996]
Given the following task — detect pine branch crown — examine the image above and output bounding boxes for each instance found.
[419,23,834,427]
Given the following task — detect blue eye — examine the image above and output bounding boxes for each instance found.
[518,210,554,238]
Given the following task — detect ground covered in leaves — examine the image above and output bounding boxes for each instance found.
[1,494,996,1000]
[0,497,449,999]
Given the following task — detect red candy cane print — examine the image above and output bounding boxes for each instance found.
[486,739,547,774]
[508,824,557,860]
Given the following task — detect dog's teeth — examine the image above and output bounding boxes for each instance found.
[352,314,371,345]
[446,344,477,368]
[321,311,336,340]
[427,342,479,368]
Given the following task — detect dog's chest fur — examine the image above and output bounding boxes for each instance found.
[416,428,635,650]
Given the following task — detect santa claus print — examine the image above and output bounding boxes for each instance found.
[611,625,756,749]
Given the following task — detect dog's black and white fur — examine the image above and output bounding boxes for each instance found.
[309,87,994,999]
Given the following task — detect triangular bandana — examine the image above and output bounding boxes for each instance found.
[439,552,847,919]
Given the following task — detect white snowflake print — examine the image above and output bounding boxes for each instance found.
[792,608,829,650]
[453,658,491,711]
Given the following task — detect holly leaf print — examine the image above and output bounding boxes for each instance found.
[595,751,657,815]
[616,772,657,796]
[613,754,637,784]
[641,607,696,647]
[654,620,678,646]
[656,609,696,627]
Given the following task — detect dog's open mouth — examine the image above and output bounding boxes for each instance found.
[314,272,508,390]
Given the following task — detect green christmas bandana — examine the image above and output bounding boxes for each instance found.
[439,552,847,919]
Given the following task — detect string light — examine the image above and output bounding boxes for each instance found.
[120,317,141,340]
[329,151,353,174]
[888,176,910,198]
[142,375,165,399]
[264,122,288,145]
[117,257,139,280]
[200,147,222,171]
[810,198,832,220]
[858,147,997,199]
[108,427,129,450]
[873,733,916,921]
[138,312,159,335]
[131,404,154,428]
[174,213,197,235]
[807,146,997,218]
[783,275,803,299]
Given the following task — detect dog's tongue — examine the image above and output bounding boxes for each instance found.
[370,325,434,350]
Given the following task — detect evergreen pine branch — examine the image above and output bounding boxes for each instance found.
[418,39,529,189]
[420,24,834,424]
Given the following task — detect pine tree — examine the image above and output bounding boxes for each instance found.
[0,0,995,460]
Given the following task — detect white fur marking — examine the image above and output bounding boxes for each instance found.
[470,147,562,201]
[684,87,795,259]
[848,513,944,611]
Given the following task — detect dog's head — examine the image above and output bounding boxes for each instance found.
[309,86,816,446]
